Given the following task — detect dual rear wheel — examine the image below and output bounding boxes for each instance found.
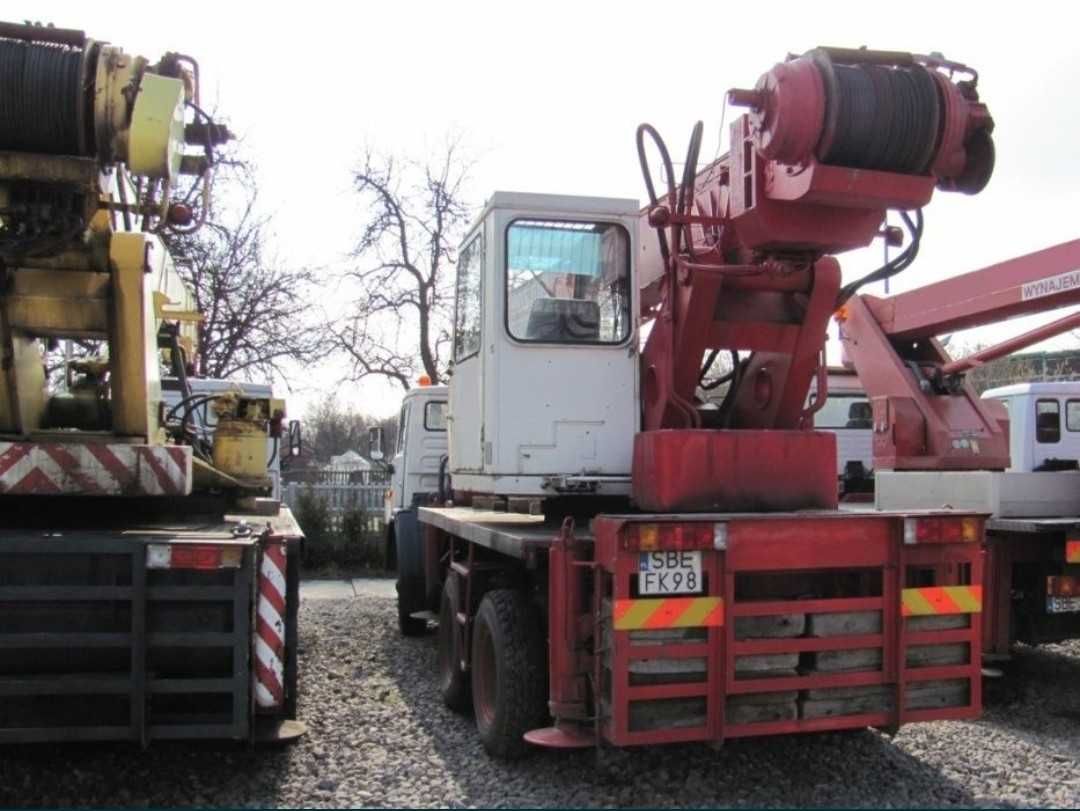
[437,577,547,759]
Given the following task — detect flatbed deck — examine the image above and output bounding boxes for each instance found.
[987,516,1080,534]
[417,508,573,559]
[418,504,977,559]
[0,493,302,540]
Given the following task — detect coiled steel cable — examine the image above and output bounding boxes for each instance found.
[821,63,939,175]
[0,38,84,155]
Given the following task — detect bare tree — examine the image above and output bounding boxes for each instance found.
[303,396,397,464]
[335,136,474,389]
[953,340,1078,394]
[164,166,327,381]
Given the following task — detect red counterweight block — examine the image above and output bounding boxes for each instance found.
[632,430,838,513]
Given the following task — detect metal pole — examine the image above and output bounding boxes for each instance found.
[883,212,890,295]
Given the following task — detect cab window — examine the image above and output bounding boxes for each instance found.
[454,233,483,361]
[812,394,872,429]
[424,401,448,431]
[1036,399,1060,444]
[505,219,630,344]
[396,402,411,454]
[1067,399,1080,432]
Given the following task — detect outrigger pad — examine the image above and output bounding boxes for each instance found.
[632,429,838,513]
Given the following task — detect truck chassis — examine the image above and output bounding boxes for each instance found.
[417,506,984,756]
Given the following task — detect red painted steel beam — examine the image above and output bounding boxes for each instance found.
[940,310,1080,375]
[866,238,1080,340]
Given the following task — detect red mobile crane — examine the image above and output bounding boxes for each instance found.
[400,47,997,758]
[840,238,1080,658]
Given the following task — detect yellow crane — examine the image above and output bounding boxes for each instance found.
[0,21,303,745]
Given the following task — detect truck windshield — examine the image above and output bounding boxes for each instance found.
[814,394,872,429]
[505,219,630,344]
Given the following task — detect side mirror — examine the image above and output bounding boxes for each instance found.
[369,426,384,461]
[288,420,302,457]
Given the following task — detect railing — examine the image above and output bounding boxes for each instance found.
[283,480,387,515]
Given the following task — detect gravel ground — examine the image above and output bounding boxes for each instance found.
[3,592,1080,808]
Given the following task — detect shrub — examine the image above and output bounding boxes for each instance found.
[295,485,338,568]
[292,488,386,571]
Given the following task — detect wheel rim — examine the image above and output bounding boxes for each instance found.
[473,618,497,729]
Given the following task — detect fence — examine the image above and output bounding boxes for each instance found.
[282,471,391,569]
[283,479,388,523]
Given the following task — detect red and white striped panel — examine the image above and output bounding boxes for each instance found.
[254,537,287,711]
[0,442,192,496]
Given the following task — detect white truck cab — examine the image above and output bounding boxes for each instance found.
[385,383,449,518]
[381,384,449,636]
[810,367,873,498]
[982,382,1080,472]
[448,192,640,500]
[812,367,873,475]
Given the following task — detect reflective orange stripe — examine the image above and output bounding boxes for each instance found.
[901,585,982,616]
[1066,540,1080,564]
[613,597,724,630]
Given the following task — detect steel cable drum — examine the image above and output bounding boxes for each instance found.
[0,38,84,155]
[817,59,941,175]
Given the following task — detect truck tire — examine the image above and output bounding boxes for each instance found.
[397,576,427,637]
[438,573,471,712]
[470,589,547,760]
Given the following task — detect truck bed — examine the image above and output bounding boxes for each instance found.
[987,516,1080,533]
[418,503,966,559]
[418,507,578,559]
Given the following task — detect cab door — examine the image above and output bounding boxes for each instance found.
[391,399,410,510]
[449,229,485,471]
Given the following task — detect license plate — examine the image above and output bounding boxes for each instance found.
[1047,595,1080,614]
[638,551,702,595]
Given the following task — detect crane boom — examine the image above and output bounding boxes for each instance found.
[863,239,1080,340]
[841,238,1080,471]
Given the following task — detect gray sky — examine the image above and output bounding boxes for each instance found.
[22,0,1080,418]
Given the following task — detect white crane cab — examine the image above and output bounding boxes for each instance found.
[448,192,640,503]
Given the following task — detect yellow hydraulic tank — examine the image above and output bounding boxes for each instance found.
[212,414,271,485]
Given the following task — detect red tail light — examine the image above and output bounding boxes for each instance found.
[1048,575,1079,597]
[623,522,714,552]
[1066,540,1080,564]
[903,517,980,545]
[147,544,244,570]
